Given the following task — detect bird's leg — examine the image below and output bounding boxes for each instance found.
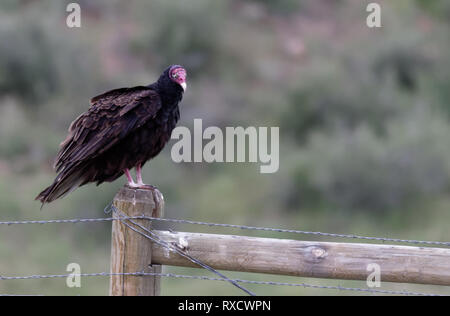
[124,168,139,188]
[125,165,154,190]
[136,164,145,186]
[135,164,155,190]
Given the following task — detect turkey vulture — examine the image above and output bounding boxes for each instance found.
[36,65,187,205]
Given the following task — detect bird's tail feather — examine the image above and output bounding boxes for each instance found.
[35,165,87,207]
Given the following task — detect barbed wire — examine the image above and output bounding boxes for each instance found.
[112,207,256,296]
[0,271,445,296]
[1,207,449,296]
[1,214,449,248]
[138,216,450,247]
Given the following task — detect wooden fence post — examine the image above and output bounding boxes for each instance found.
[109,185,164,296]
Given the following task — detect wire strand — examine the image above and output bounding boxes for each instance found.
[1,215,449,247]
[0,271,444,296]
[1,209,449,296]
[112,206,256,296]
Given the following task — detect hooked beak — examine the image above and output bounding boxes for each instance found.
[180,82,187,92]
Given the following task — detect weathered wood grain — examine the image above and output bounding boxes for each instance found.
[109,185,164,296]
[151,231,450,286]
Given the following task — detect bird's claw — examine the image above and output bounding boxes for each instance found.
[125,183,157,191]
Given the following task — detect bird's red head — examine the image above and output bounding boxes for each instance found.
[169,66,187,92]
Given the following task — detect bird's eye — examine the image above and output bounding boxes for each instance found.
[172,73,179,79]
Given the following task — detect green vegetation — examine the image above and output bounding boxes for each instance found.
[0,0,449,295]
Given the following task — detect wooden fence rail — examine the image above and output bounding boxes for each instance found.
[109,186,450,296]
[152,230,450,286]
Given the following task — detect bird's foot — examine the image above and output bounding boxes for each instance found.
[140,184,157,190]
[136,178,156,190]
[125,183,156,190]
[124,166,156,190]
[126,181,140,188]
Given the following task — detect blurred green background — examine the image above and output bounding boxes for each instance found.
[0,0,449,296]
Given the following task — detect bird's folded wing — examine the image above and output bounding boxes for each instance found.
[54,86,162,172]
